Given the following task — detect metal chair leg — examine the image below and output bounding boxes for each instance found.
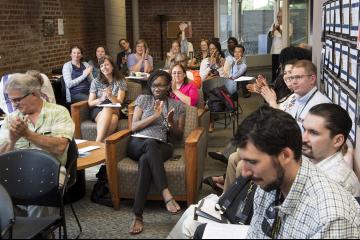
[70,203,82,239]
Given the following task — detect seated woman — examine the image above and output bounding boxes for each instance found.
[88,46,108,79]
[127,39,153,73]
[164,40,181,70]
[199,41,225,81]
[62,45,94,103]
[127,70,185,235]
[259,60,297,111]
[188,39,210,70]
[223,44,247,95]
[170,63,199,107]
[88,55,127,142]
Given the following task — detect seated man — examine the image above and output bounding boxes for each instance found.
[0,73,74,217]
[169,105,360,239]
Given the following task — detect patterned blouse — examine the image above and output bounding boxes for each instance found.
[132,95,185,142]
[89,78,127,99]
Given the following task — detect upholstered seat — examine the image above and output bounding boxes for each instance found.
[105,105,210,210]
[71,81,142,140]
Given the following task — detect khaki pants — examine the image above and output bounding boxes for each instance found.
[224,149,243,192]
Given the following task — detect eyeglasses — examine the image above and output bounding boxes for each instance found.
[151,84,168,89]
[9,93,31,104]
[261,191,283,238]
[286,74,313,82]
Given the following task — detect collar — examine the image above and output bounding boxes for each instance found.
[315,151,343,169]
[296,87,317,104]
[278,159,310,216]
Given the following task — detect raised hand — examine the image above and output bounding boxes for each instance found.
[167,108,175,125]
[154,100,164,117]
[83,66,93,76]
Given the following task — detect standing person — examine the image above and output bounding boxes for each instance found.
[178,22,194,59]
[170,63,199,107]
[88,45,108,79]
[268,10,294,82]
[164,40,181,70]
[127,70,185,235]
[88,55,127,142]
[0,73,74,217]
[127,39,153,73]
[116,38,132,74]
[62,45,94,103]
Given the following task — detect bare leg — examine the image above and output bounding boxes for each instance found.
[106,111,119,137]
[95,107,113,142]
[163,188,181,214]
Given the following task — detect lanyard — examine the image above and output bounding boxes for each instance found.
[295,90,318,120]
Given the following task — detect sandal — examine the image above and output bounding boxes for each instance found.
[165,198,181,215]
[129,216,143,235]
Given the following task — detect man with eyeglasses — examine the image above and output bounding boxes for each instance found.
[196,105,360,238]
[0,73,74,217]
[288,60,330,130]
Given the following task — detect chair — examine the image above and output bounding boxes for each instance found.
[105,105,210,210]
[71,81,142,140]
[202,77,242,135]
[0,150,66,239]
[63,139,82,239]
[0,184,14,239]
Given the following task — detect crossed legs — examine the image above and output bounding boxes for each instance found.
[95,107,119,142]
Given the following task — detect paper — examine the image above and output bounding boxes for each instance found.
[334,42,341,75]
[330,2,335,32]
[335,0,341,33]
[341,45,349,82]
[234,76,256,82]
[351,0,359,37]
[78,146,100,154]
[97,103,122,108]
[58,18,64,35]
[348,97,356,142]
[326,3,331,32]
[203,223,249,239]
[349,48,358,91]
[75,139,88,144]
[328,76,334,101]
[333,83,339,104]
[323,72,329,95]
[342,0,350,35]
[339,90,348,111]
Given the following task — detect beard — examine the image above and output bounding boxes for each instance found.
[302,143,314,159]
[258,157,285,192]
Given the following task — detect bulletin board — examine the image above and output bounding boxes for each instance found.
[321,0,360,145]
[167,21,193,39]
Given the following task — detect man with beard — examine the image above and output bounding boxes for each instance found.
[236,105,360,238]
[302,103,360,197]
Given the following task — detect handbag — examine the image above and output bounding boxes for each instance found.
[215,176,256,225]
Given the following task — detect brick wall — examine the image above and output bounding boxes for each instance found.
[0,0,105,76]
[126,0,214,63]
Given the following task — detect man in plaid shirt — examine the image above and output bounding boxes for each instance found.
[236,105,360,239]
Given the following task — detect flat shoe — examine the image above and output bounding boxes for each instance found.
[129,216,143,235]
[208,152,228,164]
[165,198,181,215]
[202,176,223,195]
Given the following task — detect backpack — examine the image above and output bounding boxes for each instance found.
[90,165,113,207]
[207,91,226,112]
[209,86,236,112]
[215,176,256,224]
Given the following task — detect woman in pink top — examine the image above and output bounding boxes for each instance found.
[170,64,199,107]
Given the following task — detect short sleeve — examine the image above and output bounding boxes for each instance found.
[135,95,146,109]
[89,79,98,93]
[119,79,128,91]
[188,84,200,107]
